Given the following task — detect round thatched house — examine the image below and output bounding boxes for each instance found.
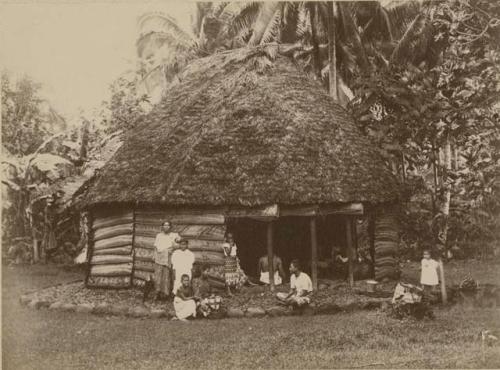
[84,46,401,289]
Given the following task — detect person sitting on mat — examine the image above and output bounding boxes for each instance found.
[276,259,313,308]
[258,254,286,285]
[192,266,222,317]
[173,274,198,322]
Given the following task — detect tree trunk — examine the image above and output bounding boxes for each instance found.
[32,233,39,264]
[327,1,338,100]
[79,120,89,162]
[438,258,447,304]
[452,141,459,170]
[345,217,354,288]
[309,3,322,79]
[431,142,439,215]
[401,152,406,184]
[436,137,452,257]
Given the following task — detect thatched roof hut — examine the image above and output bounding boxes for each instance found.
[84,46,401,290]
[87,47,397,207]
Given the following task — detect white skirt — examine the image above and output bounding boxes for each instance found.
[260,271,282,285]
[173,297,197,319]
[421,267,439,285]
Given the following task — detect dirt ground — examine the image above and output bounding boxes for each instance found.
[3,260,500,369]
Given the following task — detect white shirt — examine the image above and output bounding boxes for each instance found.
[171,249,195,275]
[420,258,439,286]
[291,272,313,296]
[222,242,237,257]
[153,232,180,265]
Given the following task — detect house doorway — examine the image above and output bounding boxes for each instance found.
[226,216,352,280]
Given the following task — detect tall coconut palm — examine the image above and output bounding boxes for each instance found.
[244,1,436,102]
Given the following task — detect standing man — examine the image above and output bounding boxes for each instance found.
[258,254,286,285]
[276,259,313,307]
[153,220,180,300]
[171,238,196,293]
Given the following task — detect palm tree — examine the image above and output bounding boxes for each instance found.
[136,3,264,99]
[243,1,435,103]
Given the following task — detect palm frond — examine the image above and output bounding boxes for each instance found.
[218,2,261,40]
[138,12,193,45]
[389,13,434,66]
[295,3,310,40]
[383,0,422,41]
[192,2,216,38]
[219,1,260,24]
[248,2,280,46]
[379,7,394,41]
[337,42,359,82]
[211,2,229,18]
[260,6,283,44]
[314,2,335,44]
[338,1,370,72]
[136,31,193,58]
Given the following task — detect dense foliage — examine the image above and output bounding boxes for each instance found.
[349,0,500,259]
[1,70,127,264]
[1,73,67,156]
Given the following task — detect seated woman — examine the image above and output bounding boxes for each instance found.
[193,266,222,317]
[173,274,198,322]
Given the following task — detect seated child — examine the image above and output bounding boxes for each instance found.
[174,274,198,322]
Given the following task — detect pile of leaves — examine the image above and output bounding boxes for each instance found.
[389,282,435,320]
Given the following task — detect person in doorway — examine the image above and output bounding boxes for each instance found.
[222,232,248,296]
[173,274,198,321]
[171,238,196,293]
[276,259,313,307]
[258,254,286,285]
[420,250,439,296]
[153,220,180,300]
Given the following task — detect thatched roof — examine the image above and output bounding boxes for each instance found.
[86,46,399,208]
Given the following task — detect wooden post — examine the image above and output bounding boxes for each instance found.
[368,212,376,278]
[345,217,354,288]
[267,221,275,292]
[438,258,447,304]
[32,237,39,264]
[310,217,318,290]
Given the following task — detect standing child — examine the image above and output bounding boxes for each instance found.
[222,232,248,296]
[420,250,439,295]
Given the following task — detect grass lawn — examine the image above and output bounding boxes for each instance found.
[2,261,500,369]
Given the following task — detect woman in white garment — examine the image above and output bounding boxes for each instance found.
[171,238,195,293]
[174,274,197,321]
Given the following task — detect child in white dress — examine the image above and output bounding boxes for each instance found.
[420,250,439,294]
